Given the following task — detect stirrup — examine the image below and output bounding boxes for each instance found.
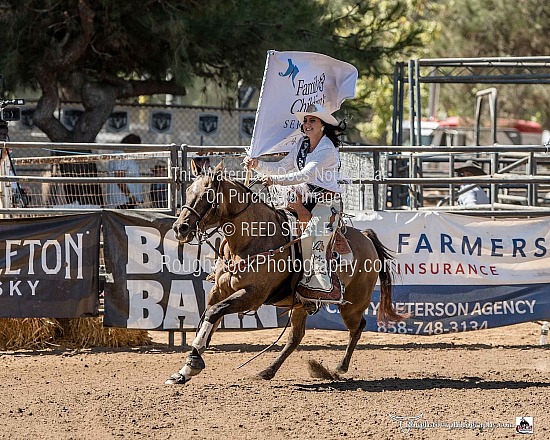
[302,302,321,316]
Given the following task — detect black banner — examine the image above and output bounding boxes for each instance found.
[102,210,284,330]
[0,213,101,318]
[102,210,210,330]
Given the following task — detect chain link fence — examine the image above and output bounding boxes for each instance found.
[2,102,383,212]
[7,102,255,151]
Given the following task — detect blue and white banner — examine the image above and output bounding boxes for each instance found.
[308,211,550,334]
[249,50,358,157]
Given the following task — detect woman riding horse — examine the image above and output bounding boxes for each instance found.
[170,106,405,384]
[244,103,345,302]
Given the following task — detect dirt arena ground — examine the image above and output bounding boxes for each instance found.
[0,322,548,440]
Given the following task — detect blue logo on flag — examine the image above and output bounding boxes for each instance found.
[279,58,299,87]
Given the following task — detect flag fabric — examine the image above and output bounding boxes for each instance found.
[249,50,358,158]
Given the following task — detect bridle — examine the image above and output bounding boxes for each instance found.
[179,174,301,289]
[179,175,252,245]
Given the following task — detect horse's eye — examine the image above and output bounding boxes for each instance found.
[205,188,215,202]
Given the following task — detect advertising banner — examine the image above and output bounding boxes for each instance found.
[101,210,550,333]
[102,210,284,330]
[307,211,550,334]
[249,50,358,157]
[0,213,101,318]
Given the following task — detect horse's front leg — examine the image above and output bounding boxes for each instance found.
[165,287,263,385]
[257,307,308,380]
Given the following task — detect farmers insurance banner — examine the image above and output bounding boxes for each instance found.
[249,50,358,157]
[0,213,100,318]
[308,211,550,334]
[102,210,284,330]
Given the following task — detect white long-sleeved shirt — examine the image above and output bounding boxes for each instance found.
[106,154,144,207]
[254,136,342,193]
[458,185,490,206]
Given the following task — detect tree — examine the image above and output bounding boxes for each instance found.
[0,0,428,143]
[345,0,439,143]
[428,0,550,127]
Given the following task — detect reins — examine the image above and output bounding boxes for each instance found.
[182,175,299,264]
[235,302,296,370]
[182,173,303,368]
[223,235,301,274]
[180,176,254,255]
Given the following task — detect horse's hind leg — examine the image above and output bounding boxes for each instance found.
[336,304,366,374]
[257,307,308,380]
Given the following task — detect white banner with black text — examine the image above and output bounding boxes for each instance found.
[308,211,550,334]
[102,210,550,334]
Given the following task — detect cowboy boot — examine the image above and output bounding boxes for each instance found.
[298,204,335,293]
[306,233,333,292]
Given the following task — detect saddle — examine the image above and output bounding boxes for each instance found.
[205,212,355,308]
[295,229,353,306]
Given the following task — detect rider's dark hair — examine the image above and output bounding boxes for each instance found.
[323,120,347,147]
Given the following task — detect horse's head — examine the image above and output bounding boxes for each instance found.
[173,161,224,243]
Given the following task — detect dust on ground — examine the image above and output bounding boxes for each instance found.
[0,322,548,439]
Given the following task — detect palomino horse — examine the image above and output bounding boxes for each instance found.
[166,162,404,384]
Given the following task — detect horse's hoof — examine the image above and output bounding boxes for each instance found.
[257,369,275,380]
[335,365,348,374]
[185,354,206,374]
[165,373,189,385]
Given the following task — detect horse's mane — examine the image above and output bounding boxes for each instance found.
[196,169,289,222]
[221,175,288,222]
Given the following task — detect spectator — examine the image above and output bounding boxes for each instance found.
[454,160,490,206]
[56,150,104,207]
[106,133,144,209]
[150,162,168,208]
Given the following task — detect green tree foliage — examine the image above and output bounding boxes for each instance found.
[428,0,550,127]
[349,0,438,143]
[0,0,427,142]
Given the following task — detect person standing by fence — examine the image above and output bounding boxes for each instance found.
[106,133,144,209]
[454,160,490,206]
[56,151,104,207]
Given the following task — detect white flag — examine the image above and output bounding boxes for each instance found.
[249,50,358,158]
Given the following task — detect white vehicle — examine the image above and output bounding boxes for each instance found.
[402,117,544,146]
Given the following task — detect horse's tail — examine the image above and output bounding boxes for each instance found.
[362,229,409,324]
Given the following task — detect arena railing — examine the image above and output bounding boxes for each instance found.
[180,143,550,217]
[0,141,179,216]
[2,142,550,217]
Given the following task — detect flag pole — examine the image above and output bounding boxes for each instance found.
[245,51,272,187]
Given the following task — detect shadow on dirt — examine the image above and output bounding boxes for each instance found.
[205,341,547,352]
[290,377,550,392]
[2,341,546,357]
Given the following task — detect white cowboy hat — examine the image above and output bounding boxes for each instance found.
[454,160,486,176]
[295,103,339,126]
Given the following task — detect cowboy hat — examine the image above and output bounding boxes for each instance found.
[121,133,141,144]
[295,103,339,126]
[454,160,486,176]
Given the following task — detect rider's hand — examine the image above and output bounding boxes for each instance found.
[287,194,312,225]
[262,176,273,187]
[243,156,258,170]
